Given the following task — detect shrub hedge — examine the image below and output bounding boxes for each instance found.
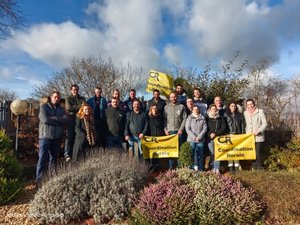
[0,130,23,205]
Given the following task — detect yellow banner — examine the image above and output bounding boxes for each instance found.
[214,134,256,161]
[146,70,174,97]
[141,134,179,159]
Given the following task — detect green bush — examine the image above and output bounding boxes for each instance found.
[265,138,300,171]
[0,130,23,205]
[131,169,265,225]
[178,142,193,168]
[28,150,148,224]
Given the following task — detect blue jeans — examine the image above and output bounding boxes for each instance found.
[208,139,220,170]
[127,136,143,159]
[168,131,184,169]
[190,142,204,171]
[64,124,75,158]
[36,138,61,182]
[106,136,123,149]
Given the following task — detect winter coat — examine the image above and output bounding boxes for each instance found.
[244,108,268,142]
[87,96,108,121]
[185,114,207,142]
[73,117,96,161]
[227,112,246,134]
[193,97,208,116]
[38,102,69,139]
[206,116,227,139]
[146,98,166,115]
[148,114,165,136]
[65,95,86,120]
[104,107,126,138]
[125,111,148,137]
[164,102,187,132]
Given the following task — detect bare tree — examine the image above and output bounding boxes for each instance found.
[32,56,144,100]
[0,0,23,39]
[169,52,249,103]
[246,57,274,105]
[0,88,17,101]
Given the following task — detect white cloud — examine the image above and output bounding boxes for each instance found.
[186,0,281,65]
[164,44,182,65]
[1,0,164,70]
[0,0,299,80]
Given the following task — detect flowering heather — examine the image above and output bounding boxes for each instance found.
[133,175,195,225]
[132,168,265,225]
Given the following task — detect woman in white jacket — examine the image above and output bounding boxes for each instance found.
[185,106,207,171]
[244,99,268,170]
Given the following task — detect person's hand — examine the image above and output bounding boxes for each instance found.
[177,130,183,135]
[139,133,144,139]
[210,133,216,139]
[195,137,200,142]
[165,130,170,135]
[253,130,259,136]
[125,135,130,141]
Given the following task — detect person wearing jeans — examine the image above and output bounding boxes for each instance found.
[36,91,69,183]
[64,84,86,162]
[164,92,187,169]
[185,105,207,171]
[125,100,148,159]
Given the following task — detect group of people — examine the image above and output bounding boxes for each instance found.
[36,84,268,182]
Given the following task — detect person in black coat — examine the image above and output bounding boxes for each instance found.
[104,97,126,149]
[148,103,165,136]
[206,104,227,173]
[72,103,96,161]
[147,103,165,169]
[226,101,246,172]
[146,89,166,116]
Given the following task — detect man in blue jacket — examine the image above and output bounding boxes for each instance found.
[87,86,108,148]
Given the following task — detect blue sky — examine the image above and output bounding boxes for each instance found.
[0,0,300,99]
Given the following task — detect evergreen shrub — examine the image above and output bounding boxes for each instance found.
[265,138,300,171]
[0,130,23,205]
[178,142,193,168]
[131,169,265,225]
[28,150,148,224]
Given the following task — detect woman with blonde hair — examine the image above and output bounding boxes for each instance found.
[72,103,96,161]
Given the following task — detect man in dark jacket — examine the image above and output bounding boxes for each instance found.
[64,84,85,161]
[87,86,108,148]
[146,89,166,115]
[193,87,208,116]
[105,97,126,149]
[125,100,148,158]
[36,91,69,183]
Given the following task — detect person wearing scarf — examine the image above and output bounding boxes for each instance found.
[244,99,267,170]
[72,103,96,161]
[206,104,227,173]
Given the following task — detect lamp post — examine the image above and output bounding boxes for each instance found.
[10,99,28,154]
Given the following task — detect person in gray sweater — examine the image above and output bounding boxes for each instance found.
[125,100,148,158]
[164,92,187,169]
[185,105,207,171]
[36,91,69,183]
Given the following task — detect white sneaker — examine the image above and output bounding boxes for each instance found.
[65,156,71,162]
[194,166,199,171]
